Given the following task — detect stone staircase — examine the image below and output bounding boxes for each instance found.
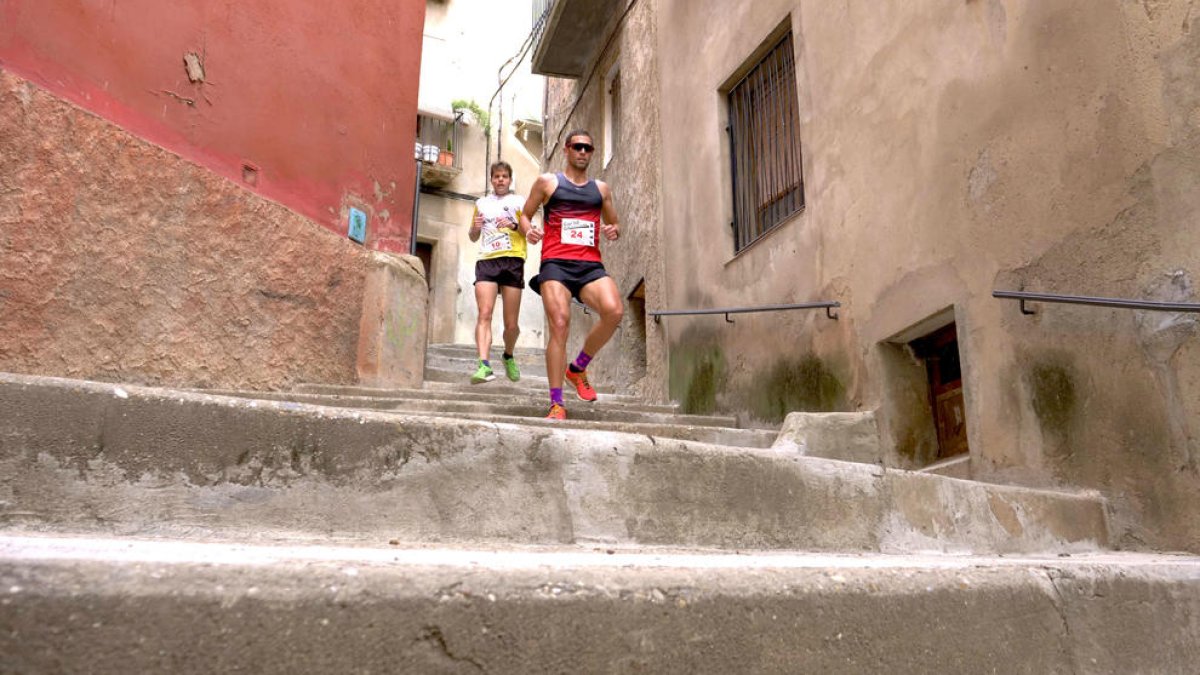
[1,344,1198,672]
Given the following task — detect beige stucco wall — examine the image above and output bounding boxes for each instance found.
[418,0,546,353]
[545,0,1200,552]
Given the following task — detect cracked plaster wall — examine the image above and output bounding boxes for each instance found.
[546,0,1200,551]
[0,0,424,251]
[0,70,377,390]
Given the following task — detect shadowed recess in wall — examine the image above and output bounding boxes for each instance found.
[750,353,847,423]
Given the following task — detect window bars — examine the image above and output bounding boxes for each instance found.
[727,32,805,253]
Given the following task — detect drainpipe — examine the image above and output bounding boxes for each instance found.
[410,158,422,256]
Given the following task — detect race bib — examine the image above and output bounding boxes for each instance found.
[561,218,596,247]
[482,229,513,253]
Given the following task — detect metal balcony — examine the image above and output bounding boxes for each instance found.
[531,0,623,78]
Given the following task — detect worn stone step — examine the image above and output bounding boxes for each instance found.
[206,388,685,416]
[408,409,774,446]
[1,373,1110,553]
[420,379,645,403]
[429,342,546,360]
[3,534,1199,674]
[424,364,551,389]
[293,381,652,406]
[425,352,549,377]
[392,401,737,428]
[201,390,738,429]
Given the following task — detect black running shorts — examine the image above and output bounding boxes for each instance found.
[474,256,526,289]
[529,259,609,301]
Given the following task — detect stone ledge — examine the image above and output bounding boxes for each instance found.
[419,160,462,188]
[3,535,1199,674]
[0,372,1110,554]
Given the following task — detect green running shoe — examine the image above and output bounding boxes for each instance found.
[503,355,521,382]
[471,360,495,384]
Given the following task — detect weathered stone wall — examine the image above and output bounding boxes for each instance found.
[0,70,379,390]
[545,0,1200,551]
[0,0,425,252]
[542,0,666,398]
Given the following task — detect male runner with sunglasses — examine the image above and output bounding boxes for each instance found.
[519,130,623,419]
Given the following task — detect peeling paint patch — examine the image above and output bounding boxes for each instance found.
[183,52,205,83]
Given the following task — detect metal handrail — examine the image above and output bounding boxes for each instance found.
[648,301,840,324]
[531,0,555,55]
[993,290,1200,316]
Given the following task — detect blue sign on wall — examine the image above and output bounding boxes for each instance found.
[348,207,367,244]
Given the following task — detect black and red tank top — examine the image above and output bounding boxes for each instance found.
[541,172,604,263]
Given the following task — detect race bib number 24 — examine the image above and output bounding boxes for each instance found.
[561,218,596,247]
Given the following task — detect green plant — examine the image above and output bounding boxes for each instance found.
[451,98,491,137]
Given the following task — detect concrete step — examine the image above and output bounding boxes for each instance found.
[207,388,685,416]
[429,342,546,361]
[421,379,646,404]
[3,533,1199,674]
[1,373,1110,553]
[425,352,549,378]
[202,390,737,428]
[409,409,775,446]
[424,364,551,389]
[920,454,972,479]
[294,381,653,406]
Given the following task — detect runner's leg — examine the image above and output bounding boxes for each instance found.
[474,281,499,362]
[500,284,522,355]
[577,276,624,358]
[541,280,573,396]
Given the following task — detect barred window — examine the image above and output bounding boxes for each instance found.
[727,31,805,253]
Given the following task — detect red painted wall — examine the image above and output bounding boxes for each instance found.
[0,0,424,253]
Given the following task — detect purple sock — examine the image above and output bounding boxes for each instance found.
[571,351,593,372]
[550,388,564,405]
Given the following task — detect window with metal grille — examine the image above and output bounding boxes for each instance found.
[727,32,804,253]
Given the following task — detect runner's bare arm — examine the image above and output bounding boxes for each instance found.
[519,174,554,243]
[598,181,620,241]
[468,208,483,242]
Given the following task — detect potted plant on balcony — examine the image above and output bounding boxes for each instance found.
[438,134,454,167]
[451,98,491,138]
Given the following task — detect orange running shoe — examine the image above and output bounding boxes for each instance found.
[565,368,598,401]
[546,403,567,420]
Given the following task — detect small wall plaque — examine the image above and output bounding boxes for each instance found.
[348,207,367,244]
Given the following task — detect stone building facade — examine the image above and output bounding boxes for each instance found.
[537,0,1200,553]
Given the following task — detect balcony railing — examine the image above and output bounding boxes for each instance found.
[531,0,622,78]
[416,111,463,189]
[416,112,461,170]
[530,0,554,70]
[532,0,554,28]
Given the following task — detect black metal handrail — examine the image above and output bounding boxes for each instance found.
[648,301,840,324]
[993,290,1200,316]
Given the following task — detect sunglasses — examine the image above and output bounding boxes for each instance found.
[568,142,595,153]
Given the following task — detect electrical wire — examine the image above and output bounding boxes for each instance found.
[482,6,551,191]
